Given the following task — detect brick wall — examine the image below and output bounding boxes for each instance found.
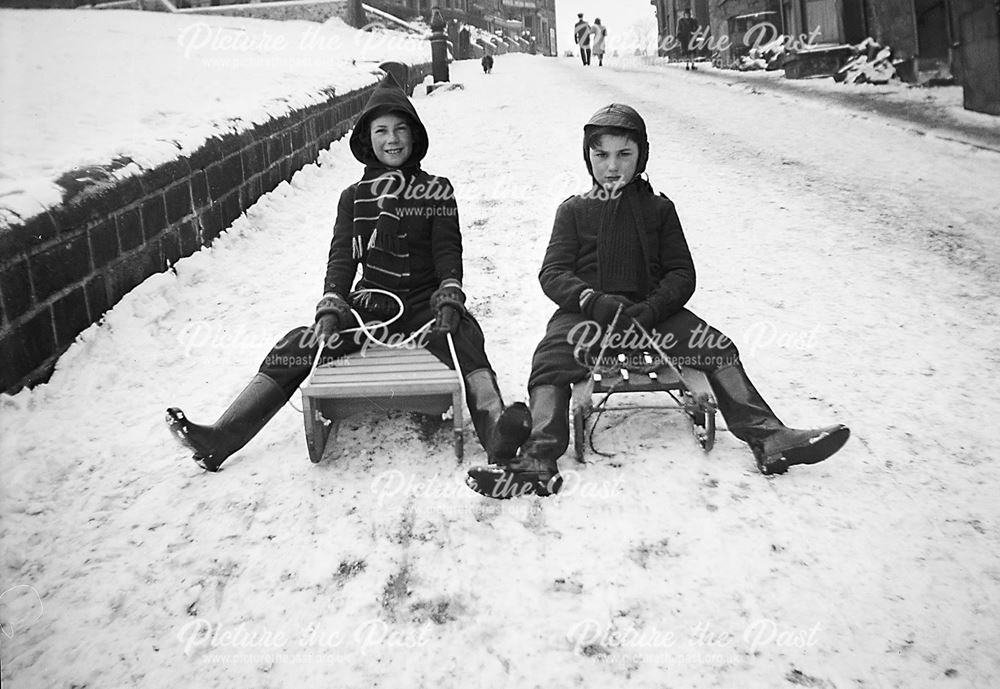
[0,62,432,394]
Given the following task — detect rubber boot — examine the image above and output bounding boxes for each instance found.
[466,384,568,499]
[464,369,531,464]
[710,363,849,475]
[166,373,290,472]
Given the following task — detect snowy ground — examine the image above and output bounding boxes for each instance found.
[2,52,1000,688]
[0,9,427,225]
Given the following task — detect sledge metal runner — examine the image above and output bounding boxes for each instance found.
[571,308,717,461]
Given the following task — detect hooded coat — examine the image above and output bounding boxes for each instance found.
[323,75,462,302]
[538,104,696,322]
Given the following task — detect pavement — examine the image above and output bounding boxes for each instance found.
[641,57,1000,154]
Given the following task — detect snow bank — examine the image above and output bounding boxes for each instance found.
[0,8,430,224]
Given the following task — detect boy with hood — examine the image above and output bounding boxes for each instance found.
[467,104,849,499]
[166,74,530,472]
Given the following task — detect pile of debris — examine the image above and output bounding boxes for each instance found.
[834,38,896,84]
[737,36,788,71]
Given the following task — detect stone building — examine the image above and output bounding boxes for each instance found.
[365,0,558,55]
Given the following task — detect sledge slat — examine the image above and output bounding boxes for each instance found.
[328,347,442,360]
[331,353,445,366]
[309,364,457,385]
[321,394,453,416]
[309,368,458,387]
[304,380,459,397]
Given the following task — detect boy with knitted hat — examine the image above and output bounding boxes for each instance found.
[166,73,529,472]
[467,104,849,499]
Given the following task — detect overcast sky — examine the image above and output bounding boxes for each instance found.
[553,0,659,55]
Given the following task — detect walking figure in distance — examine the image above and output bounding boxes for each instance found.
[677,9,700,70]
[591,18,607,67]
[574,13,592,66]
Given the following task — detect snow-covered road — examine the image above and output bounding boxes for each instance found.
[2,54,999,688]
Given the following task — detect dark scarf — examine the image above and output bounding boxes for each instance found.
[352,165,418,314]
[596,177,652,297]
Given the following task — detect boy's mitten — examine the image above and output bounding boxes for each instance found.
[580,289,632,327]
[624,301,657,330]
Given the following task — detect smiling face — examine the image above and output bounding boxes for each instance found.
[588,134,639,191]
[369,113,414,167]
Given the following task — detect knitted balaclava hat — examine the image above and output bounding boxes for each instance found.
[582,103,649,182]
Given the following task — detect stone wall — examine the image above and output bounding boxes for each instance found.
[0,62,432,394]
[177,0,350,23]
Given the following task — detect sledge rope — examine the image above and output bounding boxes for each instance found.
[581,306,624,457]
[446,330,466,413]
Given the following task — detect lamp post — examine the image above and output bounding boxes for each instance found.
[430,7,450,83]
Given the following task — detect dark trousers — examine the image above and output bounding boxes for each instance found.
[580,47,591,65]
[528,308,740,389]
[260,296,492,393]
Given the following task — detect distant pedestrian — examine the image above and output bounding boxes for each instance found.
[574,13,592,66]
[591,18,607,66]
[677,9,699,70]
[481,53,494,73]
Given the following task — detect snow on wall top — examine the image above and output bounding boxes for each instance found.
[0,8,431,227]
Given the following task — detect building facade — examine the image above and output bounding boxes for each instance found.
[650,0,711,56]
[365,0,557,55]
[701,0,957,64]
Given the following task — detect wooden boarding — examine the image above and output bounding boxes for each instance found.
[301,345,464,464]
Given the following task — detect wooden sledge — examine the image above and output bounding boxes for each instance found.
[300,345,464,464]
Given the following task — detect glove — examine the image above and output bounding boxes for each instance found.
[313,293,351,346]
[430,281,466,335]
[580,290,633,328]
[623,302,657,331]
[432,305,461,335]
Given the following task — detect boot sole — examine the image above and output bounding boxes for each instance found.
[165,408,221,472]
[466,466,562,500]
[756,425,850,475]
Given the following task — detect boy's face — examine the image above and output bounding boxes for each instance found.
[588,134,639,191]
[370,113,413,167]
